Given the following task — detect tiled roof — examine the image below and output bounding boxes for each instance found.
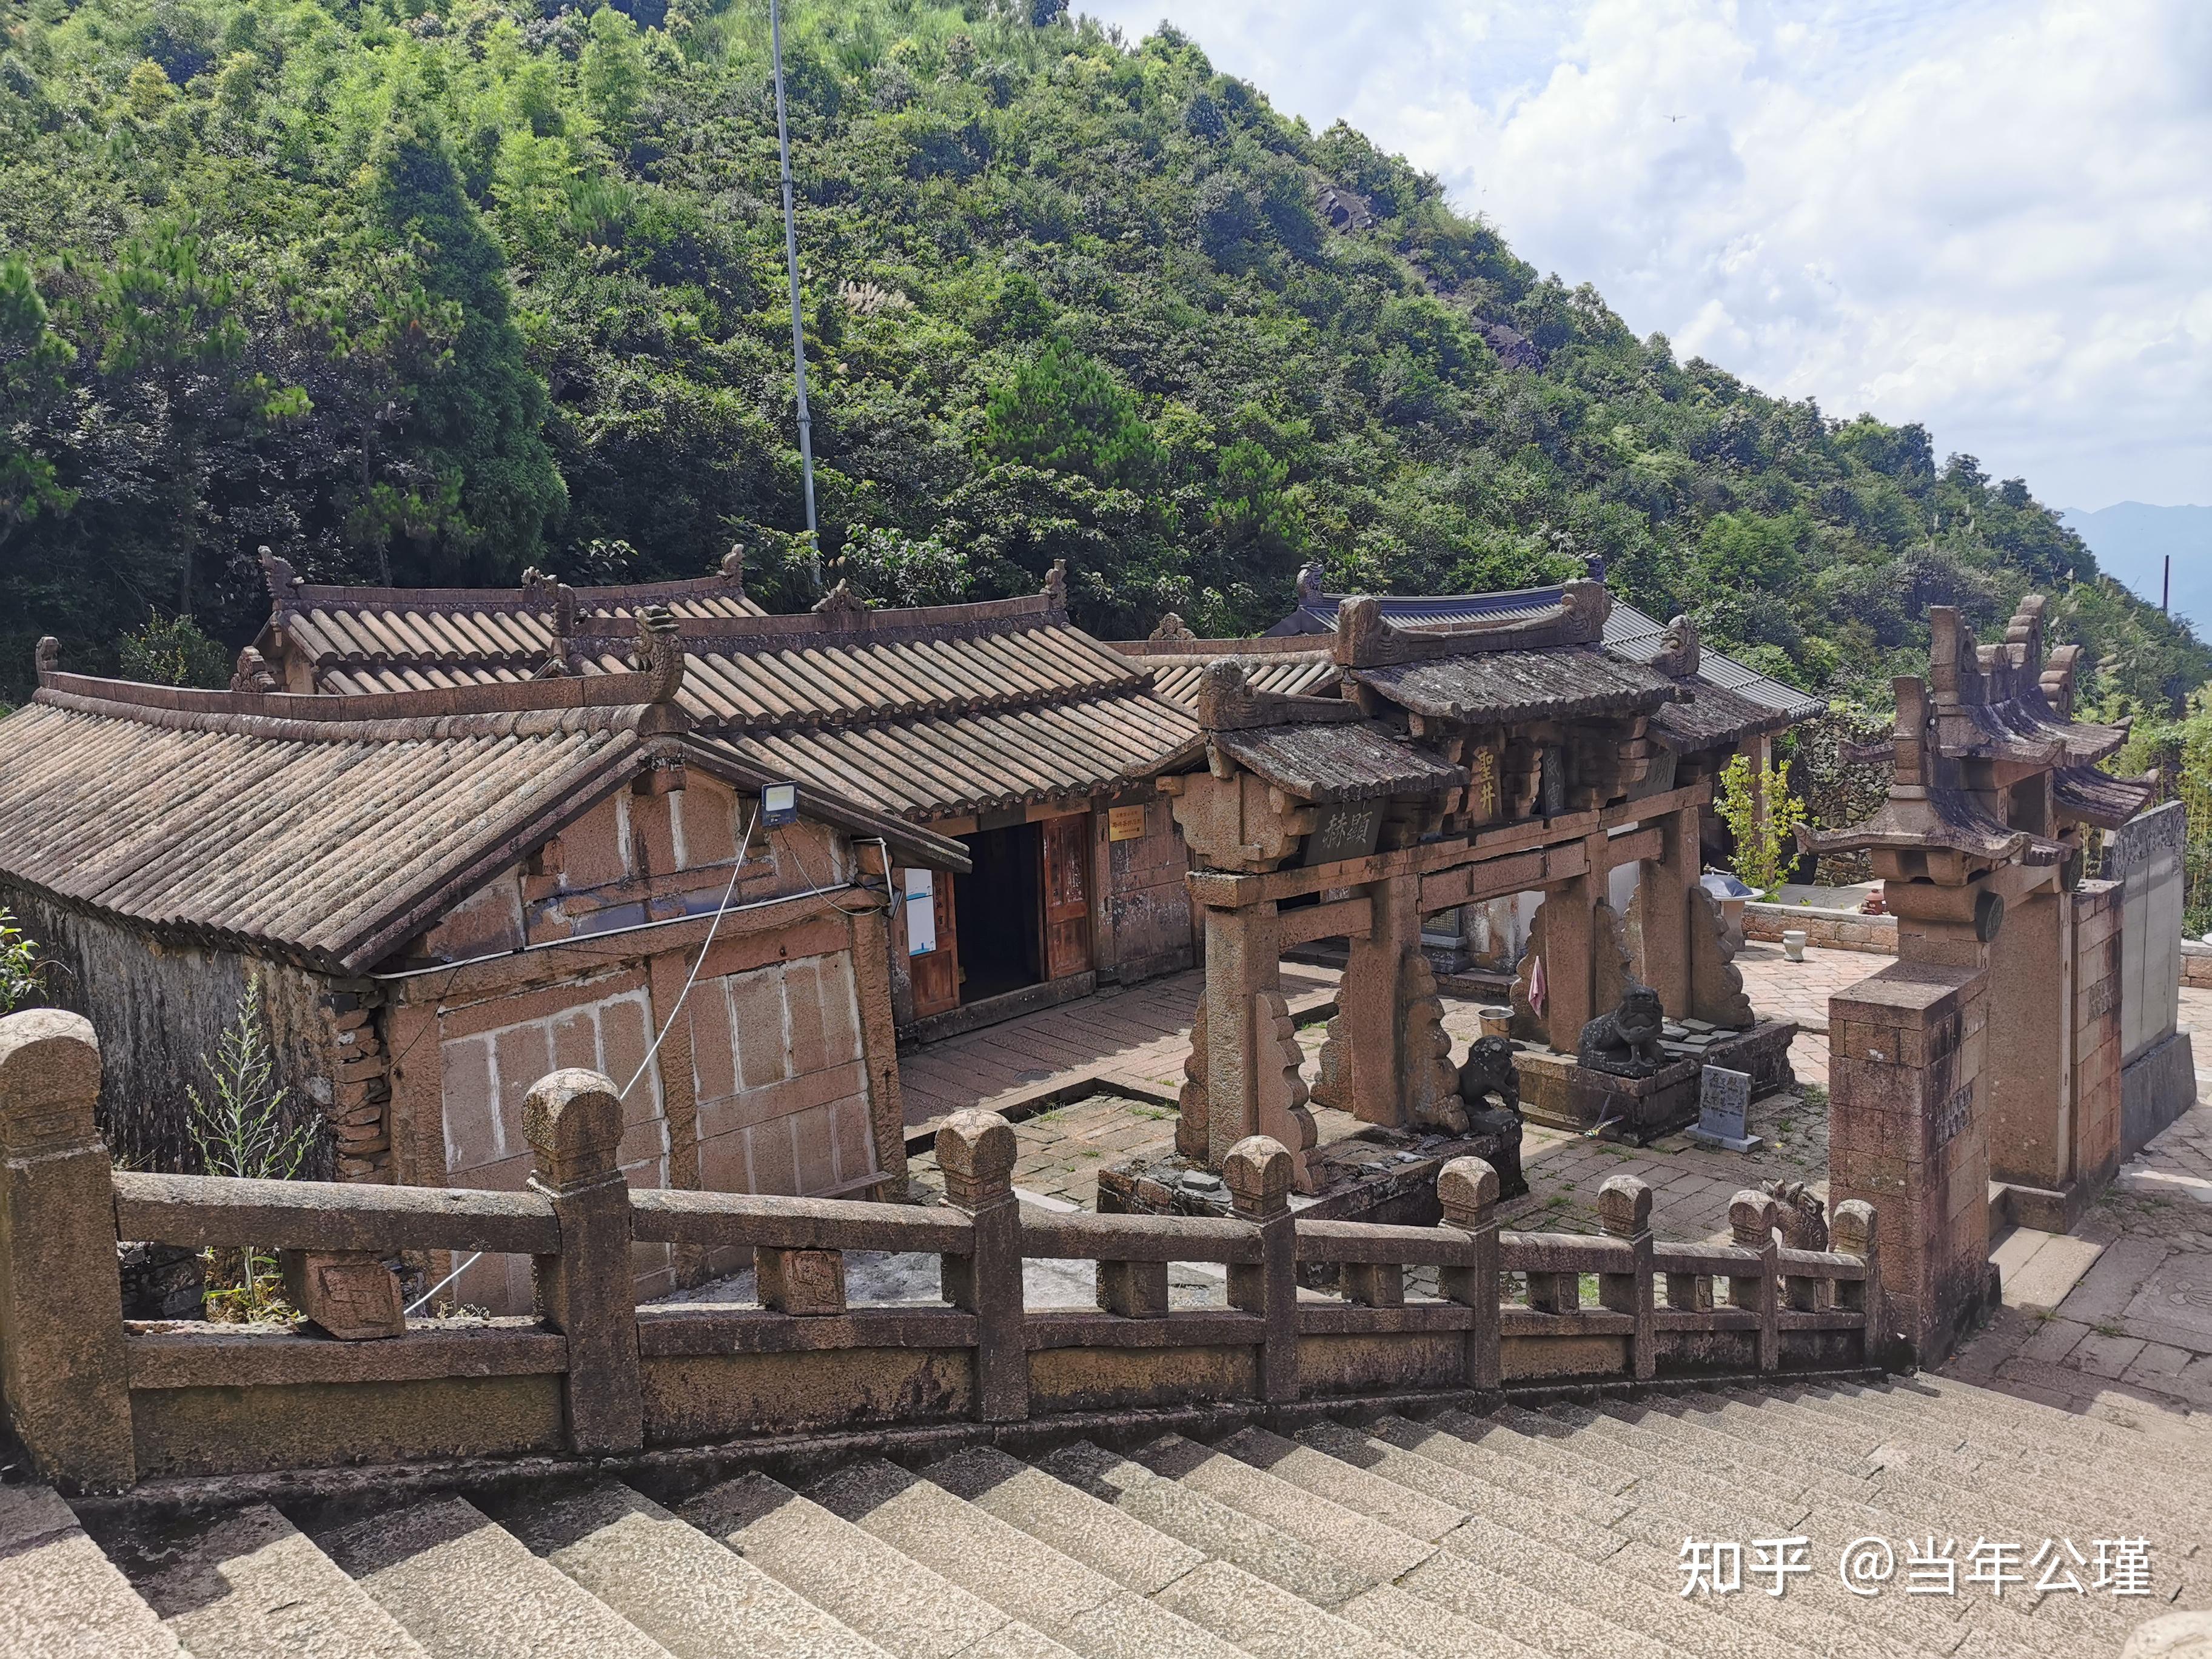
[264,578,1201,824]
[2053,765,2156,830]
[1351,645,1686,726]
[1136,652,1338,712]
[1210,720,1466,804]
[0,679,658,973]
[1269,589,1825,725]
[266,558,766,690]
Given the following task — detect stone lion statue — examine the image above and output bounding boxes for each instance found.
[1577,985,1667,1077]
[1761,1179,1828,1251]
[1456,1035,1521,1119]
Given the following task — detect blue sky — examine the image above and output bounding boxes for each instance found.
[1078,0,2211,511]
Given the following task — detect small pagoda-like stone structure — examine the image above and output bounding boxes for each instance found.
[1808,597,2151,1358]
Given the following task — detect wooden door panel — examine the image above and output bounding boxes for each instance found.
[1041,814,1092,980]
[908,872,960,1018]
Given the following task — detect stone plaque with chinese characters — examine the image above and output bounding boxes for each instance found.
[1302,798,1384,867]
[1467,746,1500,824]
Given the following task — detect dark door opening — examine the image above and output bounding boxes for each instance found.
[953,822,1044,1004]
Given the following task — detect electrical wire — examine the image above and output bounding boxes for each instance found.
[409,806,762,1317]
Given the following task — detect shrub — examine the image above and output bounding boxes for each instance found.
[1715,749,1809,896]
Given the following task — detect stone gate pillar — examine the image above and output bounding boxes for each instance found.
[1826,961,1997,1367]
[1983,875,2079,1228]
[1199,899,1280,1168]
[1341,872,1418,1127]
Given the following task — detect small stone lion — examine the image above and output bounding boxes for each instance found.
[1577,985,1667,1077]
[1762,1179,1828,1252]
[1456,1035,1522,1119]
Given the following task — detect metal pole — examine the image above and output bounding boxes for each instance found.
[770,0,819,587]
[2163,554,2171,614]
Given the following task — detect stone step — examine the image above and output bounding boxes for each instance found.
[1207,1427,1465,1541]
[316,1497,671,1659]
[1332,1582,1554,1659]
[1029,1439,1373,1609]
[1722,1389,2201,1615]
[1420,1407,1749,1556]
[1812,1381,2212,1558]
[1564,1399,2070,1659]
[131,1502,429,1659]
[1293,1419,1627,1565]
[1909,1372,2212,1466]
[923,1446,1204,1596]
[0,1484,184,1659]
[497,1481,888,1659]
[1126,1434,1434,1585]
[681,1470,1077,1659]
[1148,1557,1418,1659]
[807,1457,1246,1659]
[1393,1547,1689,1659]
[1363,1412,1635,1532]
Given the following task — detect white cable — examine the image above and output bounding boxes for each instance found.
[404,1251,481,1317]
[408,809,762,1322]
[622,806,759,1101]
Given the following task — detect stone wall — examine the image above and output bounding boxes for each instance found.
[2105,801,2196,1155]
[1743,900,1897,953]
[0,886,340,1176]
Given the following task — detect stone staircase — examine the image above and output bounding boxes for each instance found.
[10,1376,2205,1659]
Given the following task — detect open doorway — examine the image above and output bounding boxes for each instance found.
[953,822,1044,1004]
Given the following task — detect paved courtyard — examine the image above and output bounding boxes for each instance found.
[897,939,2212,1425]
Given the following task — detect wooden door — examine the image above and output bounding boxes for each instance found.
[908,871,960,1018]
[1040,813,1093,980]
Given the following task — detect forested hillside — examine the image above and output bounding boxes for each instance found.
[2,0,2204,711]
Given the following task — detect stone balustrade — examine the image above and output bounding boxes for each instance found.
[0,1008,1884,1494]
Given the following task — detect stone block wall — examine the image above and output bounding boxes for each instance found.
[2105,800,2196,1155]
[1743,901,1897,954]
[1827,962,1996,1367]
[2070,881,2123,1195]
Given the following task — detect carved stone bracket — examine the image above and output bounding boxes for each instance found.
[1253,990,1318,1193]
[1396,953,1464,1134]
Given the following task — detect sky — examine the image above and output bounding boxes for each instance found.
[1078,0,2211,512]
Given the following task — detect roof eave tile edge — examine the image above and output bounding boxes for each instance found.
[35,670,683,734]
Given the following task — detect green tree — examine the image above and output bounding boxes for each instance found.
[96,218,307,615]
[981,342,1161,490]
[116,608,232,688]
[0,258,76,549]
[366,107,565,579]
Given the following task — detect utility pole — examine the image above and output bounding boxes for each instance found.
[770,0,819,588]
[2163,553,2171,615]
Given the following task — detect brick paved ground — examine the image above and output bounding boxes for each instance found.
[896,941,2212,1422]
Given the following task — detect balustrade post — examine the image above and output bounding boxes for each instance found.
[1597,1174,1655,1381]
[937,1110,1027,1422]
[1224,1136,1298,1403]
[1729,1190,1781,1375]
[1438,1156,1501,1391]
[1831,1198,1889,1370]
[0,1011,133,1491]
[525,1068,643,1456]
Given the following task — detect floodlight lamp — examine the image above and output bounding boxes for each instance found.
[760,781,799,827]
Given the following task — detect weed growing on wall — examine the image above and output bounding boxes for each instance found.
[187,975,318,1319]
[0,908,44,1013]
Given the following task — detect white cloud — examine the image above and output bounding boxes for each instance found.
[1078,0,2212,508]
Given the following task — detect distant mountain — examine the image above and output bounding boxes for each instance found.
[2062,503,2212,629]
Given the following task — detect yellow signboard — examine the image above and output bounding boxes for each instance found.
[1107,805,1148,842]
